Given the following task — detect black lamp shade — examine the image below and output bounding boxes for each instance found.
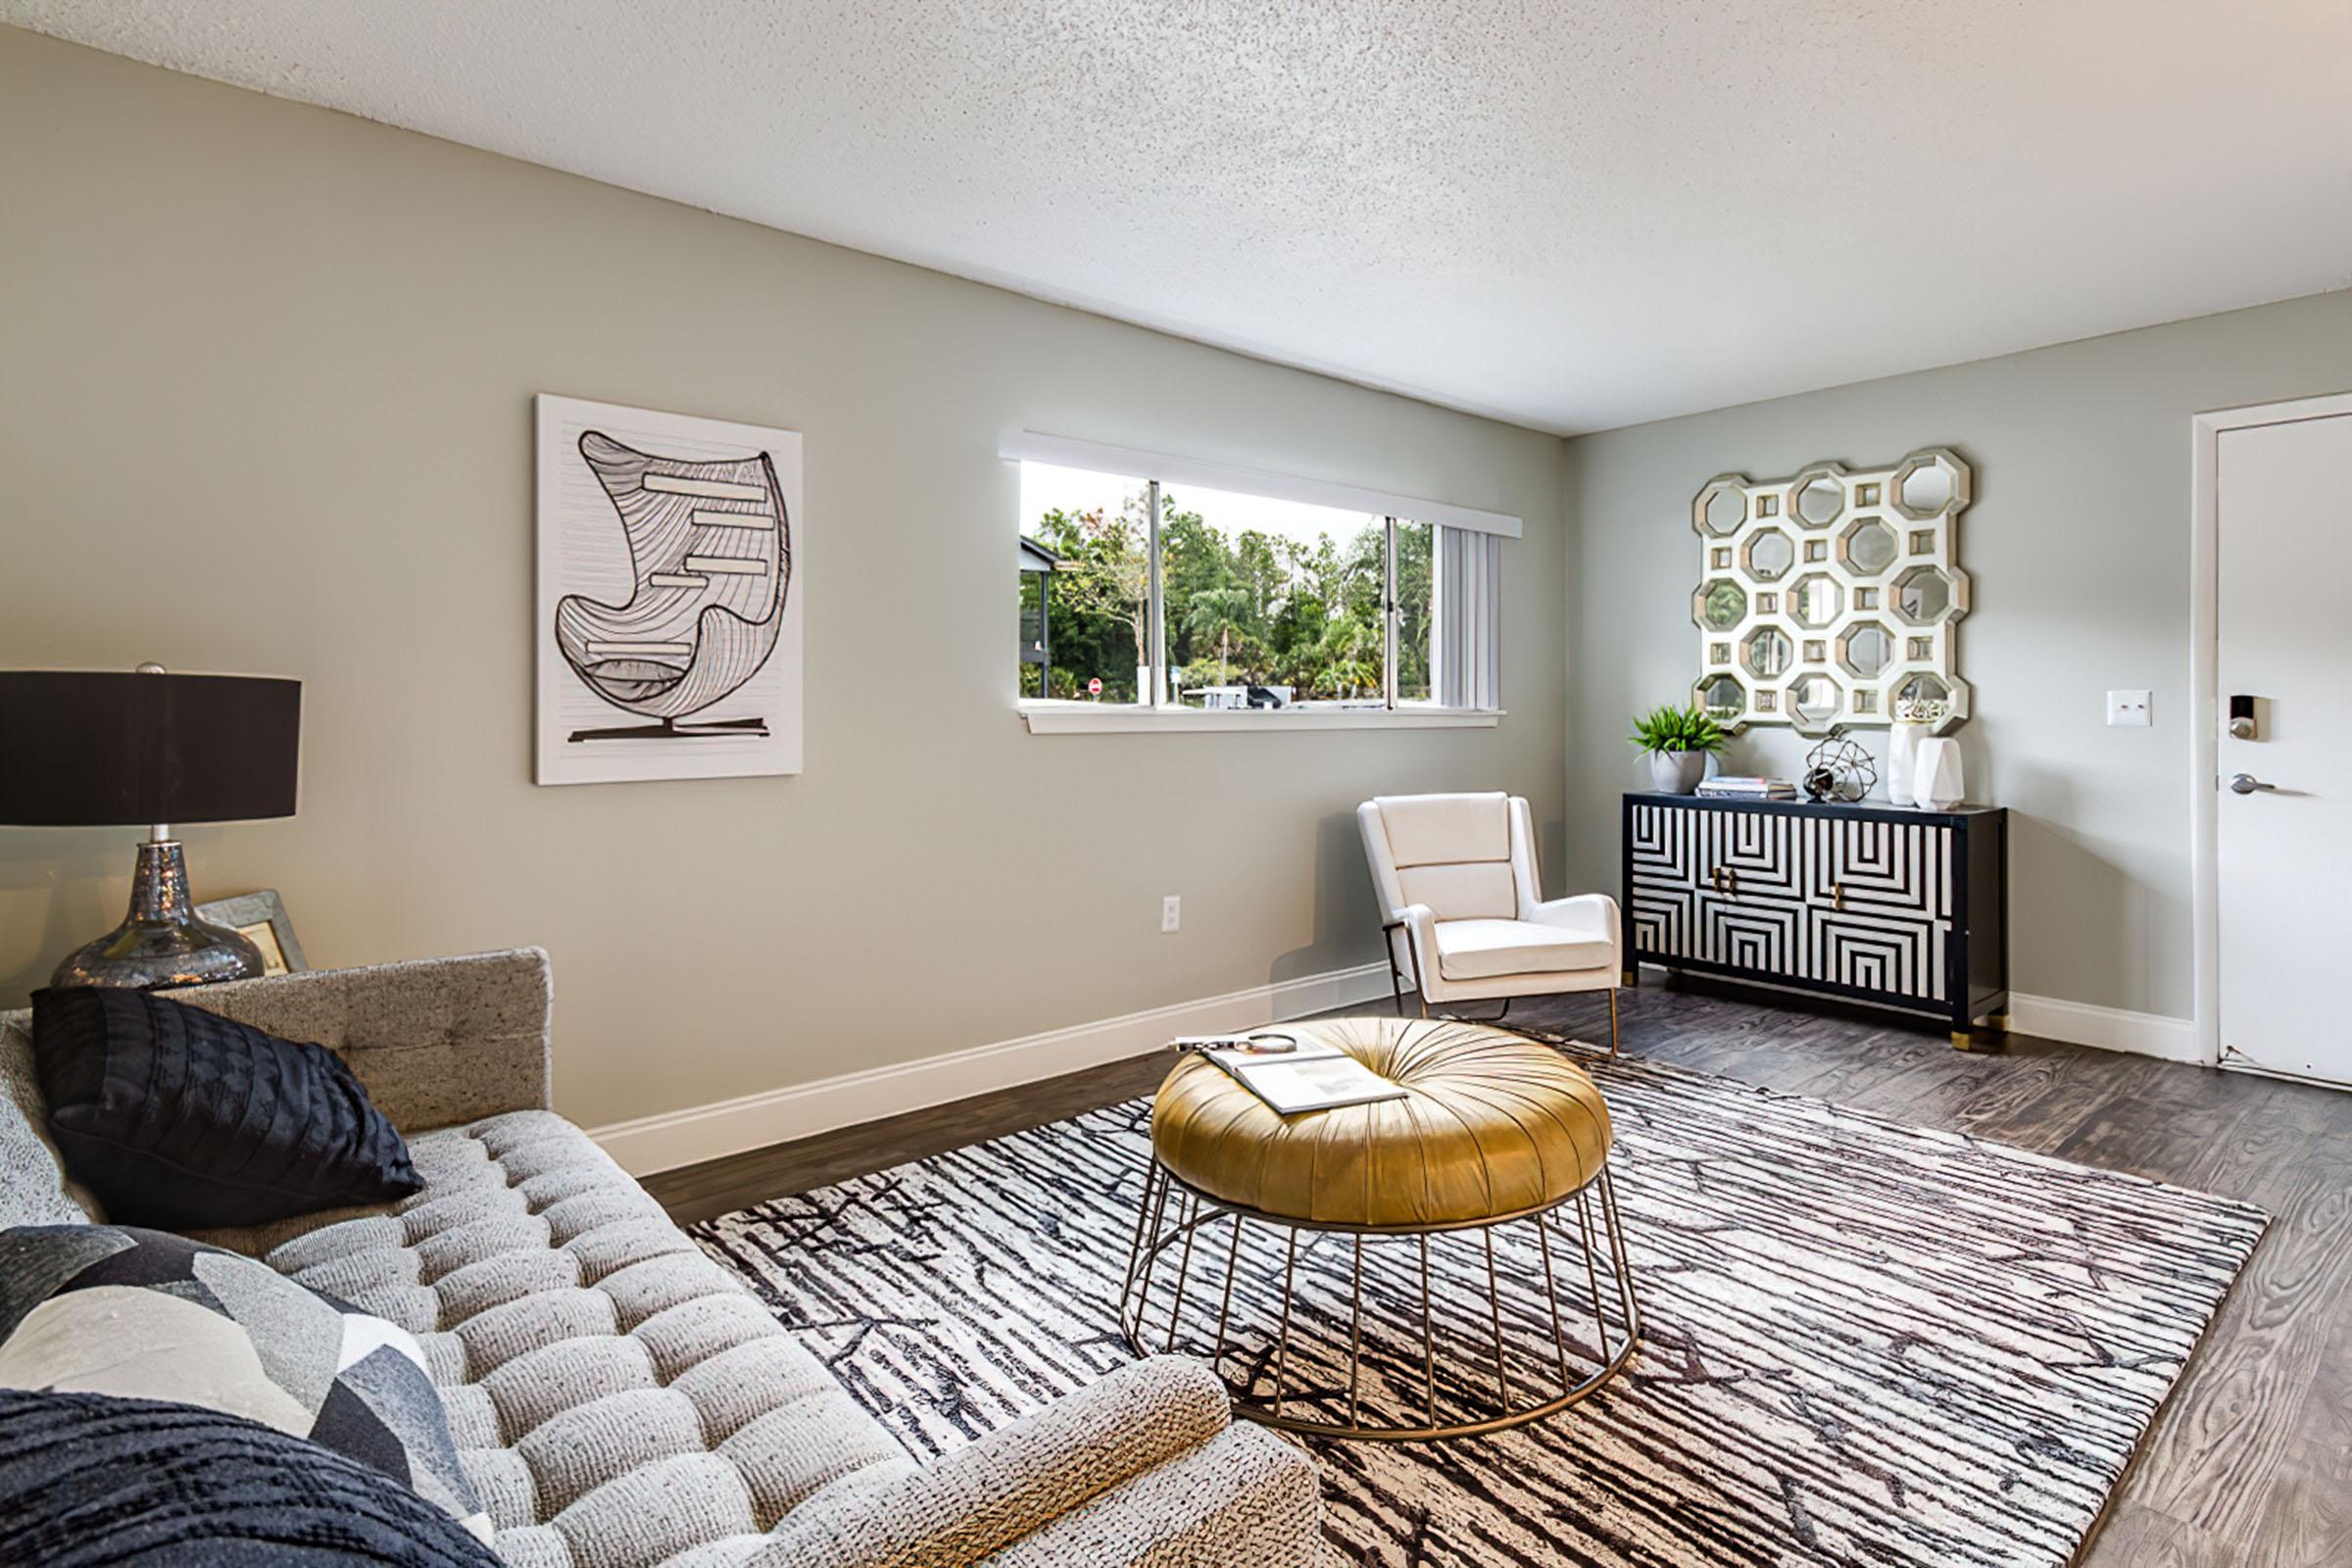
[0,671,301,827]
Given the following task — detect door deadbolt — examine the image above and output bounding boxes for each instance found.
[2228,694,2259,741]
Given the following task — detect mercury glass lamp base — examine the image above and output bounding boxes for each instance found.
[53,917,264,990]
[49,839,265,990]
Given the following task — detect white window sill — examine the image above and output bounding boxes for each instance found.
[1017,703,1503,735]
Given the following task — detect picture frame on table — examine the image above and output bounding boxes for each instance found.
[194,890,308,977]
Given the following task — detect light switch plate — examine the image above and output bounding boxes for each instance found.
[2106,689,2151,726]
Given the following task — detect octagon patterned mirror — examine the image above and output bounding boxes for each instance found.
[1696,579,1745,630]
[1788,574,1842,629]
[1841,517,1898,574]
[1749,526,1796,582]
[1838,622,1894,680]
[1742,626,1792,679]
[1794,470,1846,527]
[1892,564,1961,626]
[1896,672,1953,713]
[1892,449,1969,519]
[1690,447,1972,734]
[1789,674,1842,729]
[1696,673,1744,718]
[1899,464,1951,514]
[1743,528,1795,582]
[1700,484,1747,535]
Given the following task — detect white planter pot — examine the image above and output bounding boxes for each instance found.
[1649,751,1707,794]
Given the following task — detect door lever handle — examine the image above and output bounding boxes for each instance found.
[2228,773,2276,795]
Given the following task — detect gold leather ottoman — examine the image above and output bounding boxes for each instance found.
[1119,1016,1641,1443]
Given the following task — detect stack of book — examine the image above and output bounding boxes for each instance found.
[1695,775,1798,801]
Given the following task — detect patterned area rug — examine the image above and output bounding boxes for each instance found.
[693,1051,2266,1566]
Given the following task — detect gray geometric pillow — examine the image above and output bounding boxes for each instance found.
[0,1022,102,1228]
[0,1225,489,1543]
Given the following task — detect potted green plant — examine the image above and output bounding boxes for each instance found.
[1630,703,1727,795]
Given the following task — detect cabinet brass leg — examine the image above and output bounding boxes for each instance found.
[1989,1013,2012,1033]
[1620,968,1638,988]
[1950,1030,1978,1052]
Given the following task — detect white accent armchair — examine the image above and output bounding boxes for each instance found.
[1357,792,1625,1052]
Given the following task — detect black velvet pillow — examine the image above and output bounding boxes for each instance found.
[30,988,422,1230]
[0,1388,502,1567]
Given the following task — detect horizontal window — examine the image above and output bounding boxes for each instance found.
[1014,458,1502,727]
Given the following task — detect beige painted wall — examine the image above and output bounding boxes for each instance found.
[1562,289,2352,1022]
[0,29,1566,1129]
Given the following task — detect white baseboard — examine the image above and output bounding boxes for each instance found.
[590,961,1396,1176]
[588,972,2203,1177]
[2006,992,2204,1063]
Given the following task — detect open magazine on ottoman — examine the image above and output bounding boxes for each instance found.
[1170,1031,1408,1115]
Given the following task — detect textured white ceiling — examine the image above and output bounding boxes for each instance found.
[9,1,2350,433]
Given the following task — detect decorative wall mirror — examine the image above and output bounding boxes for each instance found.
[1690,448,1972,735]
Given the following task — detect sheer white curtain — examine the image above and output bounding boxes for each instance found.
[1431,526,1501,710]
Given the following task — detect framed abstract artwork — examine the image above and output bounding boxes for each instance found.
[534,394,805,784]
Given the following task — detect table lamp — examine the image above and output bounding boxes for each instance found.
[0,665,302,989]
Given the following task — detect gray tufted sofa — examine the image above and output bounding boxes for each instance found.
[0,949,1326,1568]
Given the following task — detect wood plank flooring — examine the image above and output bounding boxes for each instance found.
[643,974,2352,1566]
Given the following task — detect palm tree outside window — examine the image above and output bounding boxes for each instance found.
[1015,461,1490,713]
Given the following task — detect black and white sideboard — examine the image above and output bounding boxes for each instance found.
[1621,792,2009,1047]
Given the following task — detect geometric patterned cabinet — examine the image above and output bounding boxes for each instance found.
[1622,793,2009,1048]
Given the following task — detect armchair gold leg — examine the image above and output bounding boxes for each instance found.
[1608,989,1620,1058]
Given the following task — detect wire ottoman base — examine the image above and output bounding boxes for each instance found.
[1117,1159,1642,1444]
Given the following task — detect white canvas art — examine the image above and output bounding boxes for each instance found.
[535,394,804,784]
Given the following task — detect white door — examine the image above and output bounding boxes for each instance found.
[2215,410,2352,1084]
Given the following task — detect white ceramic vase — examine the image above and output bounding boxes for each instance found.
[1913,738,1965,810]
[1886,718,1928,807]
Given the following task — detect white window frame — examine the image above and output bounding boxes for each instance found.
[1006,434,1512,734]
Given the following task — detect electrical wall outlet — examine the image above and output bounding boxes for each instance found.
[1161,895,1181,933]
[2106,689,2152,727]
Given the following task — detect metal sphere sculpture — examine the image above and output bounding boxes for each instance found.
[1802,724,1878,804]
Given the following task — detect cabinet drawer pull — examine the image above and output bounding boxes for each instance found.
[1832,881,1844,911]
